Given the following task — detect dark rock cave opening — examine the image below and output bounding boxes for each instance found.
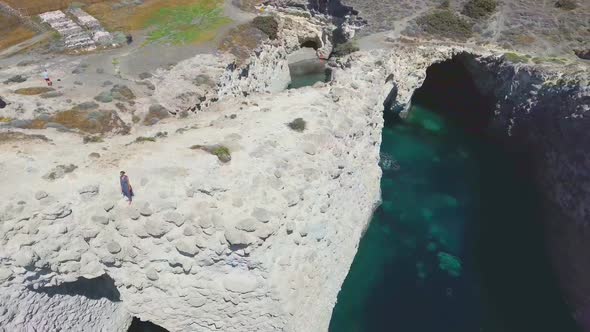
[29,274,121,301]
[330,54,581,332]
[300,39,320,50]
[128,317,170,332]
[409,53,495,132]
[406,53,580,331]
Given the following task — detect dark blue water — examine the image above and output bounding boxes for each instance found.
[329,58,579,332]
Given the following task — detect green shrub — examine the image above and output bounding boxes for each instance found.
[83,136,104,144]
[287,118,306,132]
[555,0,577,9]
[503,52,530,63]
[190,144,231,163]
[332,41,360,57]
[462,0,497,18]
[135,136,156,143]
[252,16,279,40]
[417,10,473,39]
[211,146,231,163]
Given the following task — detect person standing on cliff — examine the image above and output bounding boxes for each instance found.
[120,171,134,204]
[42,68,52,86]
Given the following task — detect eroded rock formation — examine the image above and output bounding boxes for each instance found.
[334,44,589,330]
[0,2,589,332]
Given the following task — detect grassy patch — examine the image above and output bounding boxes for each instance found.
[462,0,497,19]
[144,0,231,45]
[211,145,231,162]
[132,132,167,144]
[503,52,530,63]
[190,144,231,163]
[46,109,129,134]
[532,57,567,64]
[0,131,50,143]
[14,87,54,95]
[135,136,157,143]
[417,10,473,40]
[0,14,36,51]
[287,118,306,132]
[83,135,104,143]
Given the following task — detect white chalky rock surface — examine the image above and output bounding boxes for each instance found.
[0,23,587,329]
[0,80,383,331]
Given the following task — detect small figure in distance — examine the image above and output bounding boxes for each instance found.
[120,171,134,205]
[42,68,52,86]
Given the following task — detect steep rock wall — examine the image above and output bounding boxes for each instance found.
[464,57,590,329]
[334,44,590,330]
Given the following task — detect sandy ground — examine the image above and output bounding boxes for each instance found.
[0,0,254,121]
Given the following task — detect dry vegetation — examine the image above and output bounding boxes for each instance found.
[219,23,267,64]
[14,87,54,95]
[417,10,473,40]
[0,14,36,50]
[3,0,105,15]
[462,0,498,19]
[0,132,50,144]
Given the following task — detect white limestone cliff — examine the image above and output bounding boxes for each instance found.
[0,80,383,331]
[1,7,589,332]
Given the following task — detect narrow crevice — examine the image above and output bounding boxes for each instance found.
[29,274,121,301]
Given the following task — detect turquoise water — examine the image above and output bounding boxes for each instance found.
[328,102,579,332]
[288,59,329,89]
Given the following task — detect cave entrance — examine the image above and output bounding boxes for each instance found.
[329,54,580,331]
[409,53,494,132]
[128,317,170,332]
[287,37,330,89]
[300,39,320,50]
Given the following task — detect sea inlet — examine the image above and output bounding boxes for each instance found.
[329,56,580,332]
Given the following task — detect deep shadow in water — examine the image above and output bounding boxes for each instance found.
[471,135,580,332]
[329,55,579,332]
[128,317,170,332]
[423,55,579,332]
